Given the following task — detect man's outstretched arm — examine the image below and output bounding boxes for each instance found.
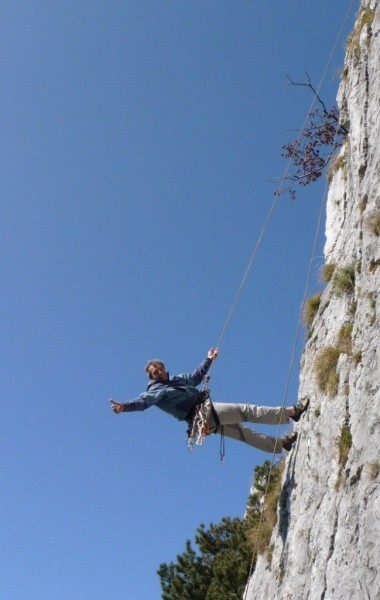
[110,395,150,414]
[180,348,219,386]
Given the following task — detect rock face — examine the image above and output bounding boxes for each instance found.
[245,2,380,599]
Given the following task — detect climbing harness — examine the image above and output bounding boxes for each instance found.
[186,385,225,461]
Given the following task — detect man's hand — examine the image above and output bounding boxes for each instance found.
[110,400,124,414]
[207,347,219,360]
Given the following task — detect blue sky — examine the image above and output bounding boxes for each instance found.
[1,2,357,598]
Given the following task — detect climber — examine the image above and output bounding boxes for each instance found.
[110,348,310,454]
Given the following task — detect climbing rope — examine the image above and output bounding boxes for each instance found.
[207,0,357,376]
[183,18,359,600]
[204,0,356,473]
[243,155,331,600]
[242,1,357,595]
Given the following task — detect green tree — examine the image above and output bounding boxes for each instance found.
[157,460,284,599]
[158,539,210,600]
[157,517,252,600]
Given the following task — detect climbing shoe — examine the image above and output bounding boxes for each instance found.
[282,431,298,451]
[290,397,310,422]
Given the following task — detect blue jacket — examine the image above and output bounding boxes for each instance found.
[122,357,212,421]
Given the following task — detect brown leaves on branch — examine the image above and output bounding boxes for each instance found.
[276,73,348,199]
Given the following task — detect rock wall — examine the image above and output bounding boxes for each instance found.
[246,2,380,599]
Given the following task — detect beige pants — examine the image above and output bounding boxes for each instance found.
[205,400,289,454]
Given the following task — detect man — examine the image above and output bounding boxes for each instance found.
[110,348,309,454]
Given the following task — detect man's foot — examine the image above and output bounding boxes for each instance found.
[290,397,310,422]
[282,431,298,451]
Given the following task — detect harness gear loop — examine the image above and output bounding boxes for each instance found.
[186,390,211,451]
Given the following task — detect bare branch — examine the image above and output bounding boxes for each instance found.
[276,74,348,199]
[285,71,329,114]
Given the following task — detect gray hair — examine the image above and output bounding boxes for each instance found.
[144,359,165,377]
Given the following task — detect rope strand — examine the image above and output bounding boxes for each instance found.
[243,142,333,598]
[209,0,356,373]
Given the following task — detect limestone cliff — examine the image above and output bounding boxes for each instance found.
[246,2,380,599]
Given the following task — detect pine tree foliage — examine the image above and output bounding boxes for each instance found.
[157,460,283,599]
[158,540,210,600]
[157,518,251,600]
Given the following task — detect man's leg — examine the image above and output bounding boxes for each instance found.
[211,402,289,426]
[218,423,284,453]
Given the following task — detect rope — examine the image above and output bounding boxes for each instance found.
[216,195,278,352]
[203,0,355,479]
[207,0,357,377]
[227,0,354,600]
[243,89,350,600]
[243,155,330,600]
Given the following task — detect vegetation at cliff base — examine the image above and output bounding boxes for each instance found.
[157,460,284,599]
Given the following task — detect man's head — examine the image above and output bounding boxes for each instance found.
[145,359,168,381]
